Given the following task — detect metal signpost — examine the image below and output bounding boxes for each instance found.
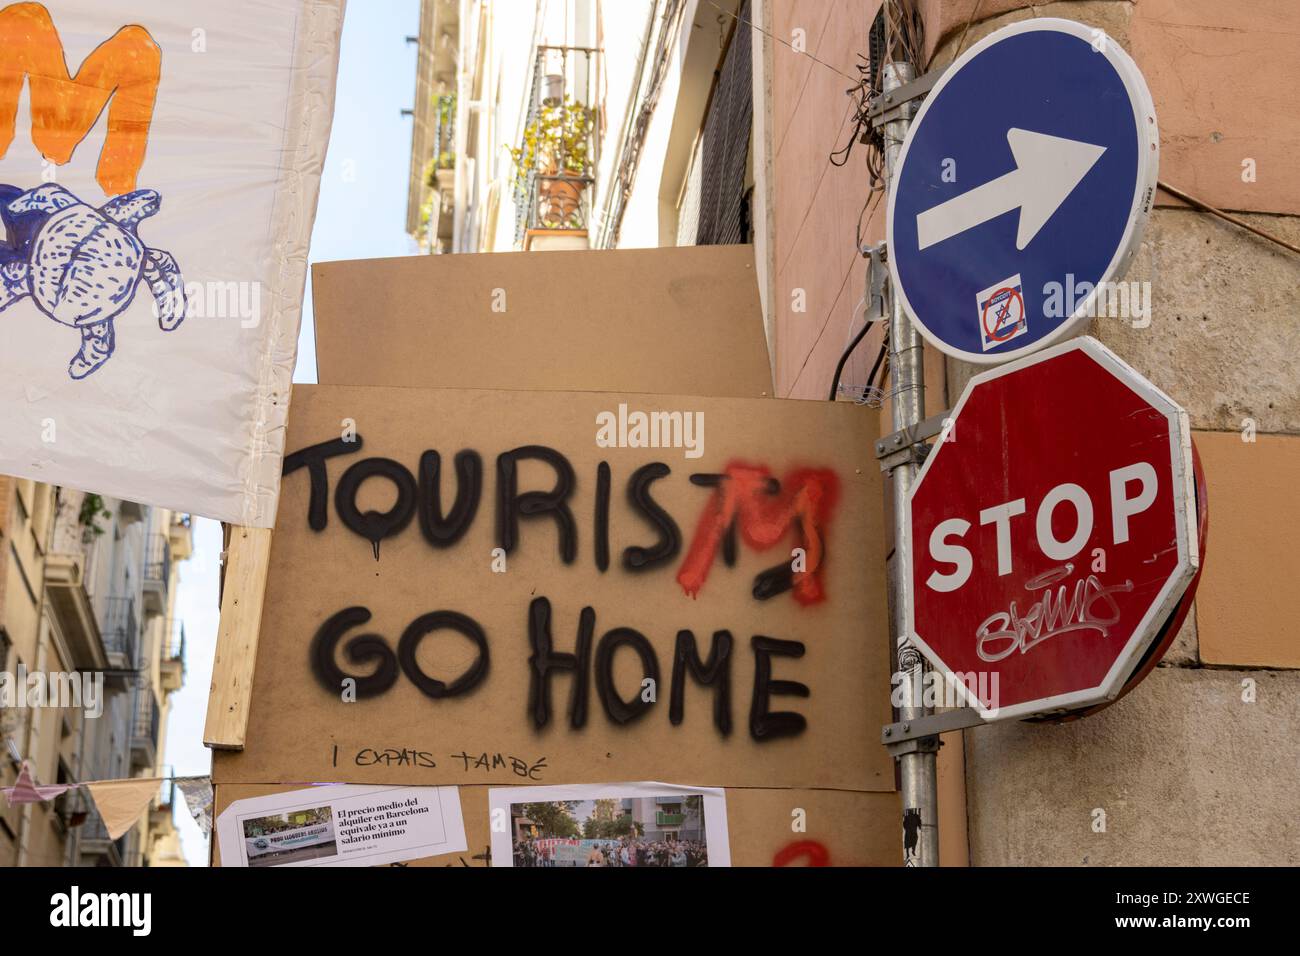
[879,57,939,868]
[872,13,1189,867]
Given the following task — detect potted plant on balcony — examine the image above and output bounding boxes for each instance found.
[508,97,593,229]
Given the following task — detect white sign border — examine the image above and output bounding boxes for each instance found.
[886,17,1160,365]
[901,336,1199,721]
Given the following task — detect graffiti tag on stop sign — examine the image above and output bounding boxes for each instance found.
[903,337,1199,720]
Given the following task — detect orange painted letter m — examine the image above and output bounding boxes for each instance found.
[0,2,160,195]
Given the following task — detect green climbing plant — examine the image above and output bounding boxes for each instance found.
[78,493,111,540]
[422,92,457,185]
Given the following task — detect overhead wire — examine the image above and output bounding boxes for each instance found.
[715,1,1041,405]
[828,2,922,402]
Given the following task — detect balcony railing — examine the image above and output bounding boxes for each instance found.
[431,92,455,173]
[131,688,160,768]
[420,93,458,251]
[80,811,135,867]
[142,533,170,614]
[156,765,176,811]
[160,619,186,691]
[133,690,160,744]
[513,45,601,244]
[144,533,170,585]
[101,596,138,669]
[166,620,186,667]
[656,812,685,826]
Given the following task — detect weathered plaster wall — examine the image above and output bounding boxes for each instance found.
[965,667,1300,866]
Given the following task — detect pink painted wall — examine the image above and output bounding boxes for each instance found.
[771,0,884,400]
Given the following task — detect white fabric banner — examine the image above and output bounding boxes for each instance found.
[0,0,344,526]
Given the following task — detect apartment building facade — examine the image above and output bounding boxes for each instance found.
[0,479,191,867]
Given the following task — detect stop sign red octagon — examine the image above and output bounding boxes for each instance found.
[904,337,1199,720]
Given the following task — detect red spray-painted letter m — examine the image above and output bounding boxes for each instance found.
[677,463,839,606]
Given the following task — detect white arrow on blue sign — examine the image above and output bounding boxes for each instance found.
[887,18,1159,364]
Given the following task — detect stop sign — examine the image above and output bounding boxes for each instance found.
[904,336,1199,720]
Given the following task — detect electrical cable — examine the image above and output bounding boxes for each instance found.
[828,324,889,403]
[827,319,873,401]
[705,0,858,82]
[865,332,889,393]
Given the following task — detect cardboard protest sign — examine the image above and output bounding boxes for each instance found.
[311,245,775,397]
[0,0,343,525]
[212,783,901,868]
[212,384,893,792]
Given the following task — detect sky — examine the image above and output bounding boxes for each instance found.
[166,0,422,866]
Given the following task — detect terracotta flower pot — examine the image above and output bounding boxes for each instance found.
[534,155,585,226]
[541,175,584,224]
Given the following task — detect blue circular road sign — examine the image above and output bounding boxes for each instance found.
[887,19,1158,364]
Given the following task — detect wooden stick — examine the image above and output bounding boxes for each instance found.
[204,525,273,750]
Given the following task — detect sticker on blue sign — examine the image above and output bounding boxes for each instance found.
[976,274,1027,351]
[887,18,1159,364]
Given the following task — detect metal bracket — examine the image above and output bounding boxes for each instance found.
[861,241,888,324]
[874,410,952,472]
[834,244,891,404]
[864,65,947,133]
[882,707,987,758]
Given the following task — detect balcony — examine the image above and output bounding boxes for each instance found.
[43,491,107,669]
[131,688,160,769]
[160,619,186,693]
[656,812,685,827]
[169,512,193,561]
[79,811,134,867]
[418,93,457,252]
[118,499,145,526]
[142,533,170,615]
[59,781,126,866]
[431,93,455,175]
[149,768,176,829]
[44,548,106,672]
[513,45,600,250]
[404,0,460,249]
[102,596,138,671]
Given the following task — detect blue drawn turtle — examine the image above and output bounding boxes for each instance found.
[0,183,185,379]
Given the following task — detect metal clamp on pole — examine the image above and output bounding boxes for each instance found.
[882,707,987,758]
[864,65,945,132]
[862,241,889,324]
[874,410,952,472]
